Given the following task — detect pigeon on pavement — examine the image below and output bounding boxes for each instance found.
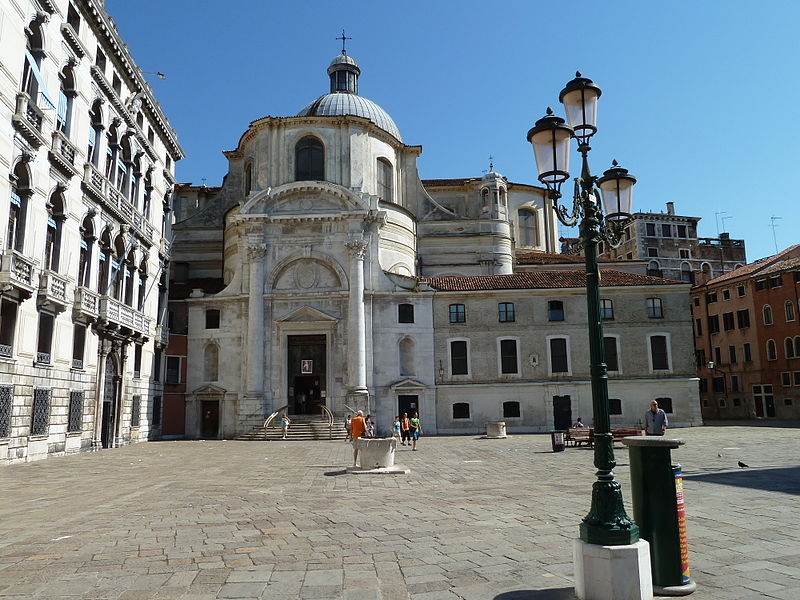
[738,461,749,468]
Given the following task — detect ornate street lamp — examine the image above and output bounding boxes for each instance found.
[527,72,639,546]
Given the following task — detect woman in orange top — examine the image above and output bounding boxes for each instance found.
[400,412,411,446]
[350,410,367,467]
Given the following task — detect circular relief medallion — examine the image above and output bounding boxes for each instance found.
[300,198,314,210]
[294,261,319,289]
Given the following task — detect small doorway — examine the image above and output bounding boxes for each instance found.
[101,357,117,448]
[287,335,326,415]
[553,395,572,430]
[201,400,219,438]
[398,394,419,418]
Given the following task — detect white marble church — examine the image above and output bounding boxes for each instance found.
[165,50,701,439]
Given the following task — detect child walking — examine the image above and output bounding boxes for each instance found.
[280,413,291,440]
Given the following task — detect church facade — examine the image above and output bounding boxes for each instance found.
[165,52,702,438]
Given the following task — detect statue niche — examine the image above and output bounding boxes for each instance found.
[273,258,341,291]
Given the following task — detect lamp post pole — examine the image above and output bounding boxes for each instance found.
[527,74,639,546]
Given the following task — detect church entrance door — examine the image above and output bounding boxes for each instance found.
[287,335,326,415]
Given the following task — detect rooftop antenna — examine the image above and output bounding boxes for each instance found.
[720,214,732,233]
[482,155,495,175]
[336,29,352,55]
[714,211,728,236]
[141,70,167,79]
[770,215,782,253]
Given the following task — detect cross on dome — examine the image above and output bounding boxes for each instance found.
[336,29,352,55]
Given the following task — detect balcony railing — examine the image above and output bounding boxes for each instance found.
[0,251,37,297]
[71,358,83,370]
[155,323,169,346]
[82,163,156,243]
[12,92,47,147]
[38,269,69,311]
[49,129,80,176]
[74,286,100,320]
[0,344,12,359]
[99,295,151,337]
[36,352,51,365]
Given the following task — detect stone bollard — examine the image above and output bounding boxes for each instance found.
[486,421,507,438]
[353,437,397,469]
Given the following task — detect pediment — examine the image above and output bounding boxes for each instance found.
[241,181,367,216]
[192,383,227,396]
[275,305,338,323]
[389,377,428,391]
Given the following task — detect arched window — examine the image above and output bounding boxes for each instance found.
[110,235,125,300]
[56,66,76,137]
[21,19,50,110]
[137,258,147,311]
[97,229,111,294]
[795,336,800,357]
[295,136,324,181]
[680,262,693,284]
[243,162,252,196]
[124,250,137,306]
[503,401,521,418]
[399,337,415,376]
[763,305,773,326]
[118,136,132,195]
[701,263,712,279]
[7,161,30,253]
[43,192,64,272]
[204,344,219,381]
[130,156,141,210]
[786,301,795,322]
[518,208,539,246]
[766,339,777,361]
[78,216,94,287]
[452,402,470,419]
[785,338,795,359]
[142,169,153,219]
[88,100,103,167]
[647,260,662,278]
[105,125,119,183]
[377,158,393,201]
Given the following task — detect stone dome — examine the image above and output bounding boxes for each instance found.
[297,53,402,141]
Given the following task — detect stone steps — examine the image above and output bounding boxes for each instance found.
[237,418,349,441]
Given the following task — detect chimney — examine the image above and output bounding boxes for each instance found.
[666,202,675,215]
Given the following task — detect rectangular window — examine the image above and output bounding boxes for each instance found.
[0,299,17,357]
[656,397,673,413]
[722,289,731,300]
[722,312,735,331]
[503,401,521,418]
[549,338,569,373]
[731,375,740,392]
[548,300,564,321]
[452,402,470,419]
[660,224,671,237]
[679,248,690,259]
[165,356,181,384]
[770,276,782,288]
[498,302,515,323]
[794,371,800,386]
[714,346,722,365]
[677,225,687,238]
[712,377,725,393]
[650,335,670,370]
[647,247,659,258]
[450,341,468,375]
[67,391,83,433]
[133,345,142,378]
[398,303,414,323]
[695,318,703,337]
[152,396,162,427]
[153,349,162,382]
[645,223,656,236]
[781,372,791,387]
[36,313,55,364]
[706,292,717,303]
[695,349,706,367]
[728,345,737,364]
[708,315,720,334]
[604,336,619,372]
[600,299,614,320]
[500,339,518,374]
[647,297,663,319]
[205,309,221,329]
[448,304,465,323]
[699,378,707,393]
[30,388,51,436]
[130,395,141,428]
[609,398,622,415]
[737,285,745,297]
[0,385,11,438]
[755,280,766,291]
[72,324,86,369]
[737,309,750,328]
[743,343,752,362]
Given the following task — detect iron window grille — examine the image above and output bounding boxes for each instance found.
[131,394,141,428]
[31,388,51,436]
[67,390,83,432]
[503,401,521,418]
[0,385,12,438]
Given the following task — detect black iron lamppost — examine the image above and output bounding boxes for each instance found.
[527,72,639,546]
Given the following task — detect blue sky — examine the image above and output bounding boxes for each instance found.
[106,1,799,262]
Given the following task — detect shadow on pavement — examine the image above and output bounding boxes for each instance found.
[494,587,575,599]
[683,465,800,495]
[323,469,348,476]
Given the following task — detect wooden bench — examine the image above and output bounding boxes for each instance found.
[566,427,593,447]
[611,428,643,443]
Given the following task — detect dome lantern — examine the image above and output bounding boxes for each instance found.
[328,53,360,94]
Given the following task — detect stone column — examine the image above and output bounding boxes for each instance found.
[345,239,368,401]
[245,242,268,396]
[92,338,110,449]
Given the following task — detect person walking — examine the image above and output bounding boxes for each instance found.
[392,416,401,442]
[400,412,411,446]
[280,413,291,440]
[644,400,668,436]
[350,410,368,466]
[410,412,422,451]
[344,414,352,441]
[366,414,375,438]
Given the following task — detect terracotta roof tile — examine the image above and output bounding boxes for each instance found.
[702,244,800,286]
[424,270,683,292]
[516,251,618,264]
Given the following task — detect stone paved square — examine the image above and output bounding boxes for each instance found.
[1,425,799,599]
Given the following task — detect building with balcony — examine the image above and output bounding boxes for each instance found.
[0,0,181,464]
[691,244,800,421]
[598,201,746,284]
